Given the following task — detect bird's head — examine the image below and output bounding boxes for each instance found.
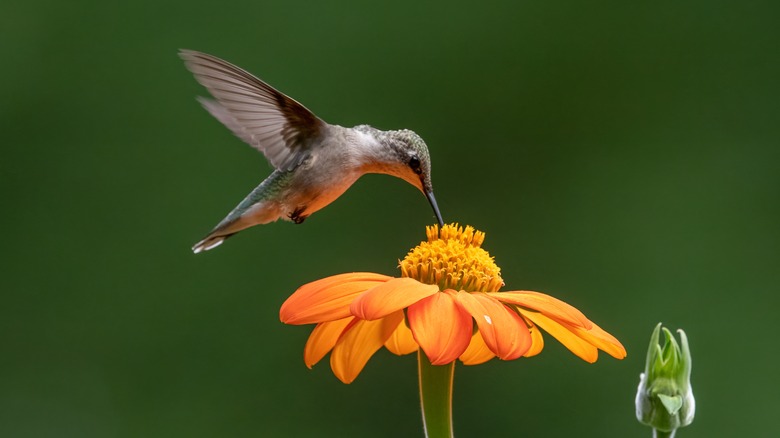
[385,130,444,226]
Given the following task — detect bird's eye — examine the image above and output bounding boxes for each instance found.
[409,156,422,174]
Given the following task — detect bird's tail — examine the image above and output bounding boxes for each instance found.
[191,199,276,253]
[192,231,235,253]
[191,173,288,254]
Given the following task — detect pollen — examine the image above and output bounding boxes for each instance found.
[400,224,504,292]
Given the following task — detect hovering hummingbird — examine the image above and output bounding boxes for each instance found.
[180,50,444,253]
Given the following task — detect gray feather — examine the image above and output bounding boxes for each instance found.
[180,49,326,171]
[192,170,295,253]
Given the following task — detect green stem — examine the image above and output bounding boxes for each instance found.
[417,351,455,438]
[653,429,677,438]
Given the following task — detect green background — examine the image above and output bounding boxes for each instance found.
[2,0,778,436]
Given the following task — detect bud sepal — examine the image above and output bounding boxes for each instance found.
[635,323,695,434]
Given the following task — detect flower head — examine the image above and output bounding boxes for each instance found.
[400,224,503,292]
[280,224,626,383]
[636,323,695,433]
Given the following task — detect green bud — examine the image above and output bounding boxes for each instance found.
[635,323,695,433]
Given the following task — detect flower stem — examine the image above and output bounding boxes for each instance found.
[417,351,454,438]
[653,429,677,438]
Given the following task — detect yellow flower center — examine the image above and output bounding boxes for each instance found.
[399,224,504,292]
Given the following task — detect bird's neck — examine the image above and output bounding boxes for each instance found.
[350,125,423,193]
[351,125,404,172]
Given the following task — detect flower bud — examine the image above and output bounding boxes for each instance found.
[635,323,695,433]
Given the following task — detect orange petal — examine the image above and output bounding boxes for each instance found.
[384,315,419,356]
[459,330,495,365]
[522,314,544,357]
[330,311,404,384]
[407,290,472,365]
[489,291,592,329]
[566,320,627,359]
[518,309,599,362]
[281,272,390,324]
[304,317,353,368]
[456,292,531,360]
[350,277,439,320]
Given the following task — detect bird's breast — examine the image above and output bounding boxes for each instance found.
[283,165,363,218]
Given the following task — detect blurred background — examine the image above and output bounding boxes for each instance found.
[2,0,778,436]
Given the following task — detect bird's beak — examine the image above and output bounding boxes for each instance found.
[424,189,445,227]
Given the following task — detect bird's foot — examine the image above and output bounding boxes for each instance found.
[290,207,307,224]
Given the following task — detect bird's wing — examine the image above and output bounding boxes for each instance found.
[180,49,326,171]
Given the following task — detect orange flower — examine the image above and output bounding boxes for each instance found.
[280,224,626,383]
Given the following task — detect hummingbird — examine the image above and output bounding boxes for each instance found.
[180,50,444,253]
